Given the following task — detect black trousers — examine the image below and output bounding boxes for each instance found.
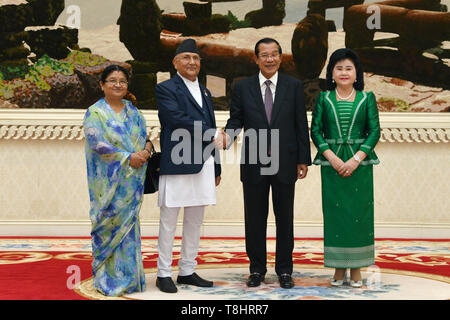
[243,175,295,276]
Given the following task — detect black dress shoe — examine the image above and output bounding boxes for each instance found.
[177,273,213,287]
[278,274,294,289]
[156,277,178,293]
[247,273,265,287]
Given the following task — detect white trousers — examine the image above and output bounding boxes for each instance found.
[157,205,205,277]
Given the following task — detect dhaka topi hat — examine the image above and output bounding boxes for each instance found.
[175,38,200,56]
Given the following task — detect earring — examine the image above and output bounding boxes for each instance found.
[332,79,335,83]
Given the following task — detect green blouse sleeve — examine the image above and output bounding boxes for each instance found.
[310,91,330,154]
[359,91,381,155]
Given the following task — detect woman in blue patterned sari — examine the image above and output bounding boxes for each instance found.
[83,65,152,296]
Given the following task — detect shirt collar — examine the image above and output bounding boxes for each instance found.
[259,71,278,88]
[178,72,199,87]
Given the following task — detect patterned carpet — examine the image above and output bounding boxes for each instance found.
[0,237,449,300]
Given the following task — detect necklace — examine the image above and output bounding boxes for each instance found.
[336,87,355,100]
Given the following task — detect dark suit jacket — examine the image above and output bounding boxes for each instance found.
[156,74,221,177]
[225,73,311,184]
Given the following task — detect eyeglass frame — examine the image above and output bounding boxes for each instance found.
[258,53,281,61]
[177,54,202,63]
[104,79,129,86]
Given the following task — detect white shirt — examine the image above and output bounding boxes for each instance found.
[158,73,216,208]
[178,72,203,108]
[259,71,278,104]
[178,72,218,139]
[158,156,216,208]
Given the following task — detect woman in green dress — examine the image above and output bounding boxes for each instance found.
[310,48,381,288]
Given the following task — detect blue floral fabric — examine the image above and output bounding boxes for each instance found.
[83,98,147,296]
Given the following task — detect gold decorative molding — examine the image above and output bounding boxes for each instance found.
[0,109,449,143]
[380,128,449,143]
[0,124,85,140]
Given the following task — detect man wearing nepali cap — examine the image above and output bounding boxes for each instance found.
[155,38,223,293]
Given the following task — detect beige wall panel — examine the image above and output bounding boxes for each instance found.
[0,110,449,237]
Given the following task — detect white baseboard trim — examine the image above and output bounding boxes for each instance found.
[0,220,449,239]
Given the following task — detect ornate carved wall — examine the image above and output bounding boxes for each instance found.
[0,110,449,238]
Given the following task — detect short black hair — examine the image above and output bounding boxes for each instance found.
[326,48,364,91]
[254,38,282,57]
[101,64,130,83]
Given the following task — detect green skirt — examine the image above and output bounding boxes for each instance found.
[321,165,375,268]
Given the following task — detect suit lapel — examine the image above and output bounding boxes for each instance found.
[270,73,287,126]
[200,83,215,123]
[174,74,203,113]
[249,75,269,125]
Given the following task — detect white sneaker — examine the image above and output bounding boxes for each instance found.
[350,280,363,288]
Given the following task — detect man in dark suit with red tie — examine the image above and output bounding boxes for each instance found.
[224,38,311,289]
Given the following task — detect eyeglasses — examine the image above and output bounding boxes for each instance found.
[258,53,280,61]
[105,79,128,86]
[179,55,201,63]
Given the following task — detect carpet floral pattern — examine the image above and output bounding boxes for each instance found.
[0,238,449,300]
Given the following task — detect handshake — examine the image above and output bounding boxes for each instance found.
[213,129,231,150]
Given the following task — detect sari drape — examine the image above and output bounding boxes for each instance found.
[83,98,147,296]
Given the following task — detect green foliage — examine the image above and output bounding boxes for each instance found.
[225,11,251,30]
[25,54,73,90]
[0,63,30,99]
[378,97,410,111]
[0,78,25,99]
[62,50,107,67]
[0,50,108,99]
[0,63,29,81]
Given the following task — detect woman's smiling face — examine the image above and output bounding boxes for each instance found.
[332,59,357,89]
[100,70,128,100]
